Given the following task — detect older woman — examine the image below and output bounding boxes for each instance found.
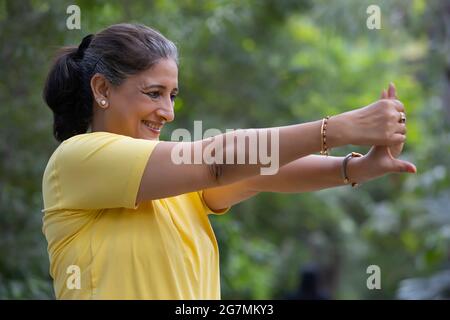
[42,23,415,299]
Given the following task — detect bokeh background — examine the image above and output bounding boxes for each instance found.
[0,0,449,299]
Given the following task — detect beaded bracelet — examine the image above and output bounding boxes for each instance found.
[320,116,330,156]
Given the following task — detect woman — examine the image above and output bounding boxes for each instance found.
[42,23,416,299]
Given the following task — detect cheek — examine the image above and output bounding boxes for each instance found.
[109,89,157,131]
[134,96,154,118]
[110,91,143,119]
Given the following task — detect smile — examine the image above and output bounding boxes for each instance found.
[142,120,162,134]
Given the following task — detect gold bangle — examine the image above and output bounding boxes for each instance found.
[320,116,330,156]
[342,152,363,187]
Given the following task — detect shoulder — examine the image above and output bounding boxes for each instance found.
[57,131,153,161]
[45,131,161,179]
[59,131,132,152]
[43,132,132,176]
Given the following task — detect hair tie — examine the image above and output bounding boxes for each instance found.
[75,34,94,59]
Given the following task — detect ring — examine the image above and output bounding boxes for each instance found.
[399,112,406,123]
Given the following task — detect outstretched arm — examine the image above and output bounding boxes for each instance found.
[203,83,416,211]
[202,154,364,210]
[137,98,407,204]
[203,151,416,211]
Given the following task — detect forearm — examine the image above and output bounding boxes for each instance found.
[244,154,365,193]
[140,116,348,202]
[193,117,347,186]
[202,146,414,210]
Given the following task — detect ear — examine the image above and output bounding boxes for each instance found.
[90,73,111,106]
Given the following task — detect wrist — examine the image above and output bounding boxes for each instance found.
[346,155,370,185]
[326,113,349,148]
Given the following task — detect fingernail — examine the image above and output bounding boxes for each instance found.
[408,166,417,173]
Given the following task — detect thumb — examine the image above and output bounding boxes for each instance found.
[388,82,397,99]
[390,159,417,174]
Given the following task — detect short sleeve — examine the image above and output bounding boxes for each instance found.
[43,132,159,211]
[197,190,229,216]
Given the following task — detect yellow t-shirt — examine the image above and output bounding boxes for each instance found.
[41,131,228,299]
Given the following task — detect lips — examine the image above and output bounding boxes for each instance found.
[141,120,162,134]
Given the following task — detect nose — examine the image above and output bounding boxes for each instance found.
[156,96,175,123]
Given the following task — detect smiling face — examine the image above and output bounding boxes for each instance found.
[91,58,178,140]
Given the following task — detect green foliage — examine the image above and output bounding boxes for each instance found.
[0,0,448,299]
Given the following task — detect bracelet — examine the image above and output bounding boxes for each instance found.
[341,152,363,187]
[320,116,330,156]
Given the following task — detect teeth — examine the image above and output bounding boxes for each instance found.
[142,120,161,131]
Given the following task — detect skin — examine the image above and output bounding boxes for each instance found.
[91,58,178,140]
[91,58,416,210]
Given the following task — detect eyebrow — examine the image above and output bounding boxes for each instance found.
[142,84,178,93]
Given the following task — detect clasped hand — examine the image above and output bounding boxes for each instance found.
[351,83,417,184]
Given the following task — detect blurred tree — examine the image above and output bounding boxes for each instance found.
[0,0,448,299]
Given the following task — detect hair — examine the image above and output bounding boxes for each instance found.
[43,23,179,142]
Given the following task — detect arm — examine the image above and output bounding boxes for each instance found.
[203,147,417,211]
[245,155,357,193]
[202,84,415,211]
[202,155,363,210]
[137,99,406,204]
[137,120,329,203]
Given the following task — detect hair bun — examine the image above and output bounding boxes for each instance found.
[75,34,94,59]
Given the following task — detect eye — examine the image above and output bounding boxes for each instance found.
[170,94,177,102]
[145,91,160,99]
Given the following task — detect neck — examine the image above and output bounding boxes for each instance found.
[91,109,106,132]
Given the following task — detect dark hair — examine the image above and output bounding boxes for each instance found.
[43,23,178,142]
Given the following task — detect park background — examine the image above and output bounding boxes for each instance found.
[0,0,449,299]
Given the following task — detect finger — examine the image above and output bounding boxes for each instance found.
[388,82,397,99]
[390,133,406,145]
[391,159,417,174]
[381,89,388,99]
[389,99,405,112]
[395,123,407,134]
[389,143,404,159]
[381,144,395,159]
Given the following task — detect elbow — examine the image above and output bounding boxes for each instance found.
[208,163,225,186]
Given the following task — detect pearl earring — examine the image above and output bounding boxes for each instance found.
[100,99,106,106]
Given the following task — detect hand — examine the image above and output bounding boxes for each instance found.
[381,83,404,158]
[330,94,407,147]
[351,144,417,184]
[347,83,417,183]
